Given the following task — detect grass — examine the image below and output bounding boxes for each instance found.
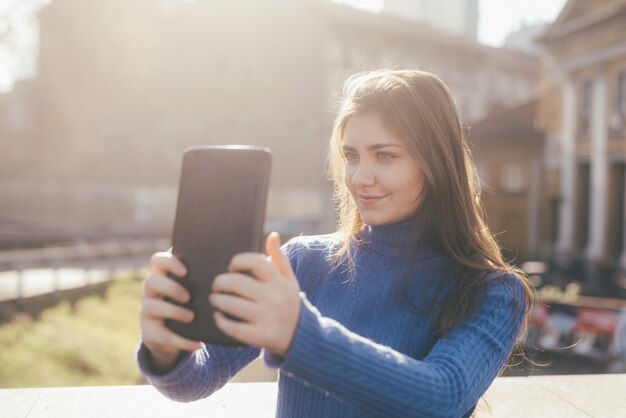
[0,272,147,388]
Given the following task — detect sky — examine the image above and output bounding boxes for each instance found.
[0,0,51,93]
[334,0,568,46]
[0,0,569,93]
[478,0,568,46]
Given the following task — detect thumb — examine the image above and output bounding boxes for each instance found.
[265,232,294,279]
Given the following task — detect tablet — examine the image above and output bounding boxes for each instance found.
[165,145,271,345]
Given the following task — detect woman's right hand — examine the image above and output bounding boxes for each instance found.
[140,251,203,374]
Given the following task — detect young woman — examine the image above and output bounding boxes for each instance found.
[137,69,535,417]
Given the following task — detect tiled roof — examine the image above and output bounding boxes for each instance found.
[468,99,544,142]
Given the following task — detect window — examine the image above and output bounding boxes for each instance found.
[501,163,526,194]
[611,69,626,131]
[618,70,626,116]
[579,78,593,136]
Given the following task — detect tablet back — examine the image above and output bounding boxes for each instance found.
[165,145,271,345]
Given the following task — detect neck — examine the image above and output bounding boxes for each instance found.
[355,218,440,259]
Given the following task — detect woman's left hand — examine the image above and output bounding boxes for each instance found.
[209,232,301,357]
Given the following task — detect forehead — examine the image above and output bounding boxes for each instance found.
[342,113,404,147]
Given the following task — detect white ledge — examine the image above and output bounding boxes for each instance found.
[1,374,625,417]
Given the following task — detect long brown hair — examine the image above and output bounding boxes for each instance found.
[327,69,537,372]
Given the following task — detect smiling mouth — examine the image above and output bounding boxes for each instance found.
[357,195,386,205]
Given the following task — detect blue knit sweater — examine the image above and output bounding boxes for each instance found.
[137,219,526,417]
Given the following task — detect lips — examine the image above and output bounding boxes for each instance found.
[357,194,386,205]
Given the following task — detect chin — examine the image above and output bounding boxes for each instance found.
[359,214,394,226]
[359,210,414,226]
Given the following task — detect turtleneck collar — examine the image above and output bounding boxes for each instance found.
[355,218,442,259]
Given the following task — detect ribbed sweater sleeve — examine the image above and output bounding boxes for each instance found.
[265,274,526,418]
[136,342,260,402]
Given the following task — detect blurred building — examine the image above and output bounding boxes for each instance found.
[537,0,626,292]
[470,99,544,263]
[504,22,547,56]
[324,2,538,122]
[383,0,479,39]
[0,0,539,244]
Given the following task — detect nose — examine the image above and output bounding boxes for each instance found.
[348,161,376,188]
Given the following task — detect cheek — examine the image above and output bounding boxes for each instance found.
[398,183,420,201]
[396,170,424,201]
[408,181,424,203]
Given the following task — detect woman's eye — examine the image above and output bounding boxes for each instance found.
[377,152,395,161]
[343,152,358,161]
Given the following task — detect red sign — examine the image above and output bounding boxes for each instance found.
[574,309,617,335]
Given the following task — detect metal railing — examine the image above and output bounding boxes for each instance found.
[0,238,169,302]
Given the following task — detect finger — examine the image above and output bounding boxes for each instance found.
[147,325,203,353]
[212,273,264,300]
[213,311,261,345]
[228,253,276,282]
[150,251,187,277]
[265,232,294,279]
[141,298,195,323]
[209,293,260,323]
[144,273,190,303]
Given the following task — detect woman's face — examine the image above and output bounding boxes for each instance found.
[342,112,425,226]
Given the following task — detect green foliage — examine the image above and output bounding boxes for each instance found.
[0,275,146,388]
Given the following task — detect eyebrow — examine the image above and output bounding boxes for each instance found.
[341,143,403,151]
